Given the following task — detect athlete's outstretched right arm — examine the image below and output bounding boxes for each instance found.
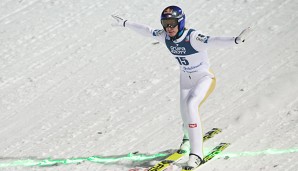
[111,15,165,42]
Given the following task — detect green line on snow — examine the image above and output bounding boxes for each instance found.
[0,148,298,168]
[0,153,167,167]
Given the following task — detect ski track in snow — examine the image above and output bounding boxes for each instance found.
[0,0,298,171]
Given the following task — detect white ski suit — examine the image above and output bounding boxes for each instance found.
[125,21,237,158]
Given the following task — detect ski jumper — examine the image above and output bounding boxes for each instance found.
[125,21,237,158]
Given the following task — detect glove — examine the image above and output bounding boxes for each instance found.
[235,27,252,44]
[111,15,127,27]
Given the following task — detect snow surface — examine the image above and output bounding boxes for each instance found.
[0,0,298,171]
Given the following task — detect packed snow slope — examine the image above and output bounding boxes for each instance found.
[0,0,298,170]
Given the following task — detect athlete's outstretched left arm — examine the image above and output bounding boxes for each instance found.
[111,15,166,42]
[191,27,252,50]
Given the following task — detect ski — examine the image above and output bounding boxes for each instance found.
[181,142,230,171]
[148,128,222,171]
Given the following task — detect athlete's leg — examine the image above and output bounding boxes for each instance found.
[179,88,191,153]
[180,88,191,140]
[184,76,216,158]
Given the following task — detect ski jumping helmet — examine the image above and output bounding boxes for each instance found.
[160,6,185,38]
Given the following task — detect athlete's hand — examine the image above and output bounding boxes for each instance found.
[111,15,127,27]
[235,27,252,44]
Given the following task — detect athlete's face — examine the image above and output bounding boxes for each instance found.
[166,26,179,37]
[161,18,179,37]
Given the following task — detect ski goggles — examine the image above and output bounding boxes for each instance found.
[161,19,178,28]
